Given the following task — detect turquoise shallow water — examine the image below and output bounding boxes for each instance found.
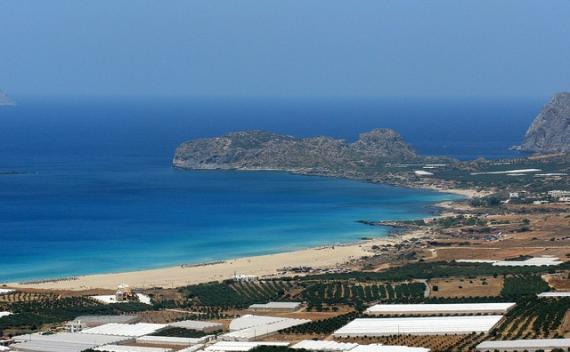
[2,96,536,282]
[0,155,458,282]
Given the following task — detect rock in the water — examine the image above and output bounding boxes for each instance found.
[173,128,417,172]
[520,92,570,153]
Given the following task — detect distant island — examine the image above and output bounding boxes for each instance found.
[0,90,14,106]
[172,128,443,182]
[519,92,570,153]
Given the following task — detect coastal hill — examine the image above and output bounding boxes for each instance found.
[173,128,418,174]
[520,92,570,153]
[0,90,13,105]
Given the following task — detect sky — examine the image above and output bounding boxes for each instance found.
[0,0,569,98]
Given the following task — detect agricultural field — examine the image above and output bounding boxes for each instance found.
[150,326,211,338]
[339,333,487,352]
[500,274,550,297]
[304,261,566,282]
[0,295,151,336]
[544,272,570,290]
[0,291,57,304]
[492,297,570,339]
[179,280,297,308]
[301,282,426,310]
[280,312,358,336]
[429,276,504,297]
[179,278,427,311]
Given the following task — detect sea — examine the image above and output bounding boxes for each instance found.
[0,96,543,282]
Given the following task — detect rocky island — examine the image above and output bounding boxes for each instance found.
[0,90,13,106]
[173,128,419,177]
[520,92,570,153]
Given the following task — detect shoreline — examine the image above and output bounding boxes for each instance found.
[6,182,473,291]
[7,230,428,291]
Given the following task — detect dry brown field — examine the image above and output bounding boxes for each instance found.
[429,276,503,297]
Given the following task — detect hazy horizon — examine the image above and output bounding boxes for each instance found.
[1,0,569,98]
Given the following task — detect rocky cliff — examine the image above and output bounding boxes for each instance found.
[520,92,570,153]
[173,129,417,173]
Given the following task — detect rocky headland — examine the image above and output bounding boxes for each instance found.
[520,92,570,153]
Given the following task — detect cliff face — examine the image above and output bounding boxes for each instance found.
[173,128,417,172]
[520,92,570,153]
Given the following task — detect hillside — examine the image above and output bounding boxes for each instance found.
[520,92,570,153]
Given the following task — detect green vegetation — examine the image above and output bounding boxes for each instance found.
[150,326,209,338]
[492,297,570,339]
[301,282,425,310]
[303,261,566,282]
[434,156,570,191]
[0,296,149,333]
[180,280,294,308]
[433,215,488,228]
[281,312,359,335]
[469,196,501,208]
[501,274,550,297]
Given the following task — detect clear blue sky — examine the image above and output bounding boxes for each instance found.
[1,0,569,98]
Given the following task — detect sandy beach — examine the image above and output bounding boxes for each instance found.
[6,184,473,291]
[8,233,423,291]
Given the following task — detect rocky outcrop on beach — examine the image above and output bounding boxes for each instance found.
[173,129,418,173]
[520,92,570,153]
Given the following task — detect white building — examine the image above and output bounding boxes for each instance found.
[90,293,151,305]
[365,303,516,316]
[178,345,206,352]
[222,316,309,341]
[80,323,166,337]
[548,190,570,198]
[95,346,172,352]
[351,345,429,352]
[11,332,130,352]
[168,320,223,333]
[476,338,570,352]
[291,341,429,352]
[136,335,213,346]
[229,315,284,331]
[414,170,433,177]
[537,291,570,298]
[457,256,562,267]
[333,316,503,337]
[249,302,302,312]
[233,273,257,282]
[292,340,359,351]
[205,342,290,352]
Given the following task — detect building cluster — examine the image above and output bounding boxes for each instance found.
[456,255,562,267]
[90,284,152,305]
[2,298,570,352]
[5,319,221,352]
[507,189,570,204]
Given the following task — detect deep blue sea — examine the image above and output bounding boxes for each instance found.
[0,96,543,282]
